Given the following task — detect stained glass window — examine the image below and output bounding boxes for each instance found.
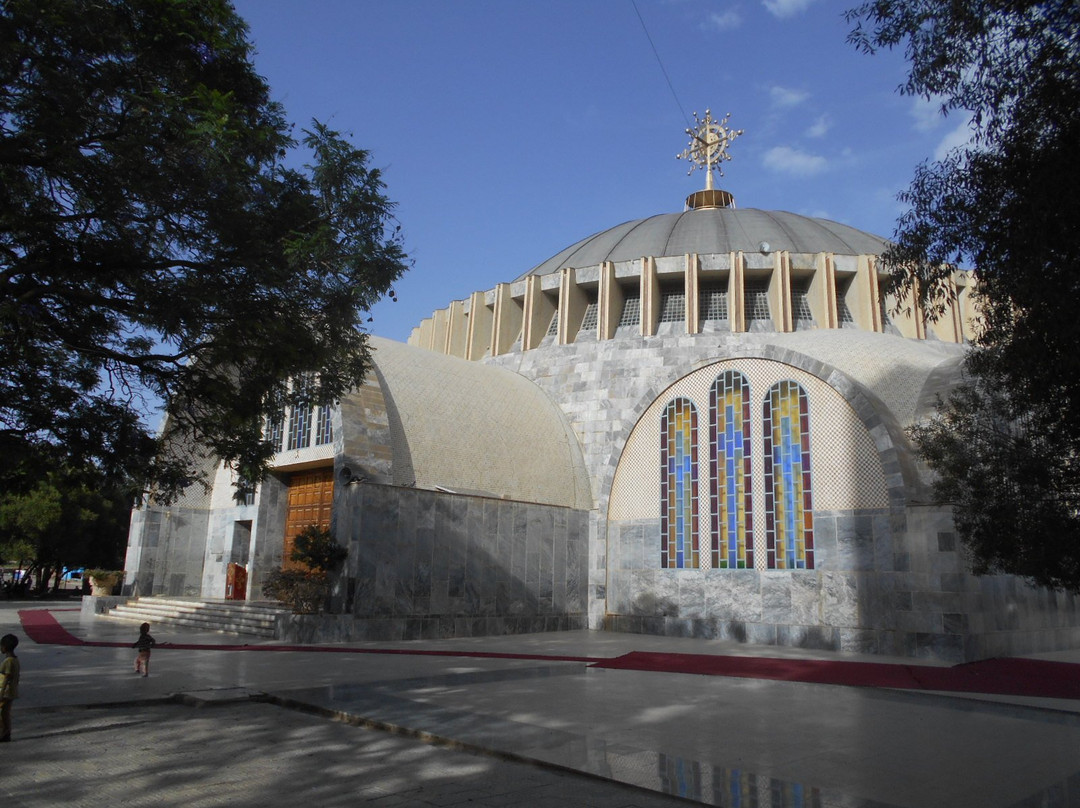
[287,376,314,451]
[710,372,753,569]
[315,404,334,446]
[287,404,311,450]
[267,412,285,453]
[661,398,699,568]
[763,381,814,569]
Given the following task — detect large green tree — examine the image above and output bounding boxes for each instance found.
[0,463,130,593]
[1,0,408,501]
[847,1,1080,589]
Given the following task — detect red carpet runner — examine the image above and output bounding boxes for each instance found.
[591,651,1080,700]
[19,609,1080,699]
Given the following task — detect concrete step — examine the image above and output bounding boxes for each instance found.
[104,598,291,639]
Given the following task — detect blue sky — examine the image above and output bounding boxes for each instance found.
[231,0,969,343]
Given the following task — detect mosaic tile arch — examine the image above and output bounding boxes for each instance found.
[608,357,890,571]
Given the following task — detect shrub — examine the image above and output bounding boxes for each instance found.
[262,569,328,614]
[290,526,347,572]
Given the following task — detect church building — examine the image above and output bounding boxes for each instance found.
[123,115,1080,662]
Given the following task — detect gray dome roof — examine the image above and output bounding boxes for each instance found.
[519,208,889,279]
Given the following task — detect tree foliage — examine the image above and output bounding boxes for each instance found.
[0,460,130,593]
[0,0,408,501]
[847,1,1080,589]
[290,525,347,573]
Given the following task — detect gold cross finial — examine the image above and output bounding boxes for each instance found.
[677,110,743,191]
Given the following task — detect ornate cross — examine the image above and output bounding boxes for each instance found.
[677,110,743,190]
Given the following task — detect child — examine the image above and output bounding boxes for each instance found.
[132,622,156,677]
[0,633,19,742]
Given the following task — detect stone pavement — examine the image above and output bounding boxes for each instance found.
[2,601,1080,808]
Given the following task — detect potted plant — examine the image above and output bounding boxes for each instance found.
[85,569,122,596]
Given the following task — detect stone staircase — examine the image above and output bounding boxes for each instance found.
[103,597,290,639]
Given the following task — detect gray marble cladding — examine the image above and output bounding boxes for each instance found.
[342,483,588,631]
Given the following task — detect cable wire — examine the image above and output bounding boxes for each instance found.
[631,0,691,129]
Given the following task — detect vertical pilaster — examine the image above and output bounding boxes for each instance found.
[491,283,521,356]
[685,253,700,334]
[598,261,622,341]
[445,299,468,358]
[730,251,745,332]
[558,267,588,345]
[465,291,492,360]
[814,252,837,329]
[523,274,556,351]
[641,256,660,337]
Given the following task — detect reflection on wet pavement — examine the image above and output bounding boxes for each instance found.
[268,666,1080,808]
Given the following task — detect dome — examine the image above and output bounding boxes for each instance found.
[518,207,889,280]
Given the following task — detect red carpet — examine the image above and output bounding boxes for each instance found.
[18,609,88,646]
[590,651,1080,699]
[18,609,1080,699]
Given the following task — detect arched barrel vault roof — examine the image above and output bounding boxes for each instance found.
[356,337,592,509]
[518,208,889,279]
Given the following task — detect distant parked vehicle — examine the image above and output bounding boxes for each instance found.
[59,568,84,590]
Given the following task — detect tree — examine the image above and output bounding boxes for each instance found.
[0,463,130,593]
[1,0,408,501]
[847,2,1080,589]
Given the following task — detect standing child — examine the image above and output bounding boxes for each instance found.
[0,633,19,742]
[132,622,156,677]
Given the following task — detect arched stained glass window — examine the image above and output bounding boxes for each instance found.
[710,372,753,569]
[763,381,814,569]
[661,398,699,568]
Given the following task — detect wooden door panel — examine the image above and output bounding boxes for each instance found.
[283,468,334,569]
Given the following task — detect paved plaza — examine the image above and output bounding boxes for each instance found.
[1,601,1079,807]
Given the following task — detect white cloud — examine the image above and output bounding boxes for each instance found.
[704,8,743,31]
[805,114,830,138]
[934,116,974,160]
[770,85,809,108]
[762,146,828,176]
[911,95,948,132]
[763,0,816,18]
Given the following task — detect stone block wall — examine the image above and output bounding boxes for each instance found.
[320,482,589,641]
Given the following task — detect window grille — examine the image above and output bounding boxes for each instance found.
[658,290,685,323]
[837,297,854,324]
[744,281,771,321]
[699,285,728,321]
[580,302,598,332]
[792,279,814,322]
[545,311,559,336]
[618,294,641,327]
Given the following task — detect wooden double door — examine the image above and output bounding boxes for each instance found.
[283,467,334,569]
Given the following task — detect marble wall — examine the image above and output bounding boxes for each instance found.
[301,482,590,641]
[123,505,208,597]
